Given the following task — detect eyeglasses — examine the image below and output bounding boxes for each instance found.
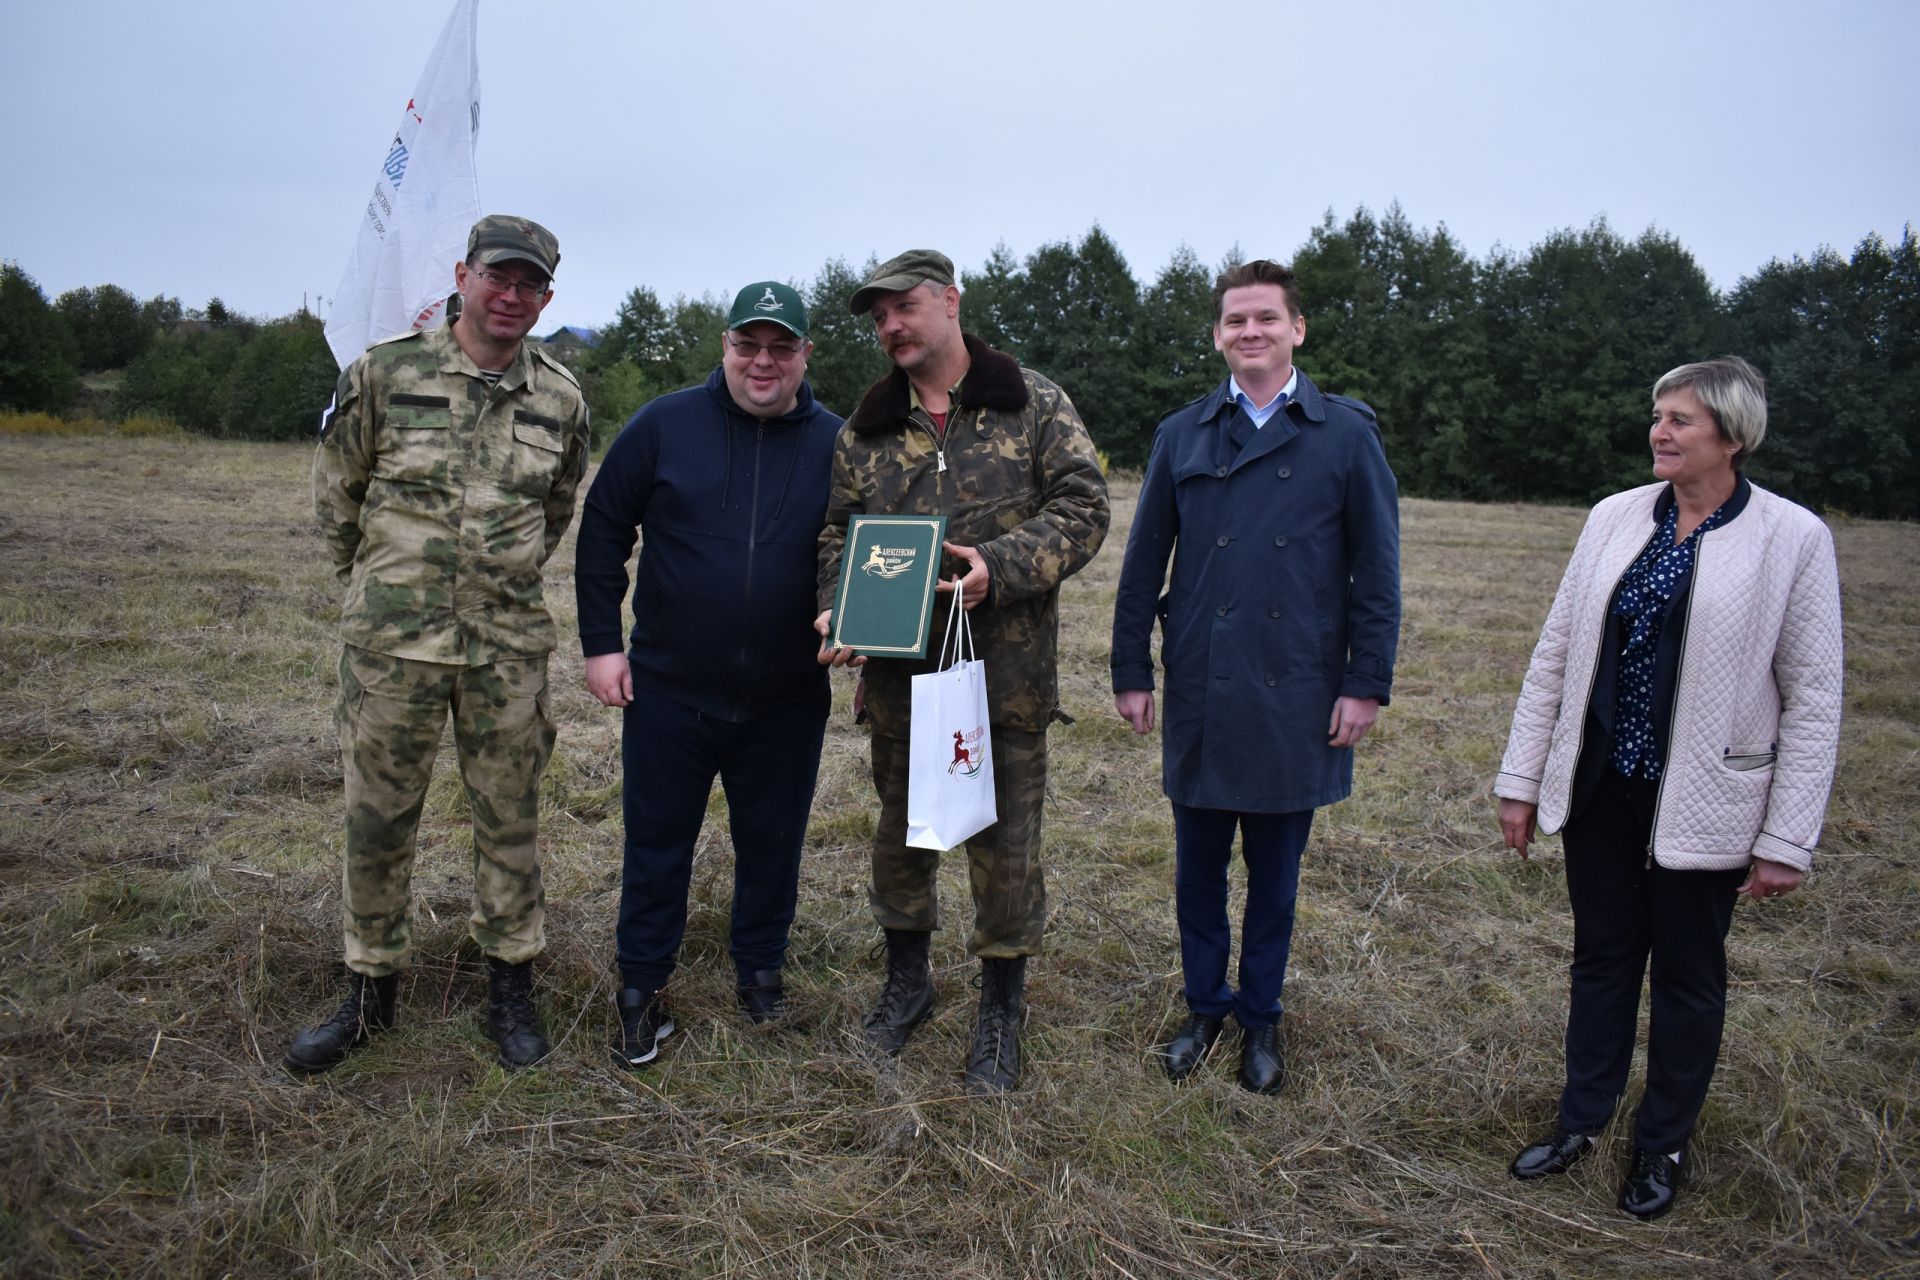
[469,267,549,301]
[727,333,805,361]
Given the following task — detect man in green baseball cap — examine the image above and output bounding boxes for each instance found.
[816,249,1111,1094]
[576,277,845,1070]
[728,280,808,338]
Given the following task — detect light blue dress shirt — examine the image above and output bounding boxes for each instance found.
[1228,369,1298,429]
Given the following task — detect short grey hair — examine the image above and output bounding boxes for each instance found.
[1652,356,1768,464]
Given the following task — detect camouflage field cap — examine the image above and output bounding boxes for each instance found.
[849,249,955,315]
[467,215,560,278]
[727,281,809,338]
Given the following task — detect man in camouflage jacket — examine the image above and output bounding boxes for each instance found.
[289,215,590,1075]
[816,250,1109,1093]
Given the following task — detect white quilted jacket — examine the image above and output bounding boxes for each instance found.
[1494,481,1843,872]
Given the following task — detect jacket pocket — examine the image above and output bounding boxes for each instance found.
[374,394,453,485]
[506,413,566,496]
[950,490,1036,541]
[1721,742,1777,772]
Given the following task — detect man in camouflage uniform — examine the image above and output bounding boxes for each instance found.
[288,215,590,1074]
[816,250,1109,1093]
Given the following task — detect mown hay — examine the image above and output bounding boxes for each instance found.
[0,437,1914,1278]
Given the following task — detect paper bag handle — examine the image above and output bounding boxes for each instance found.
[934,577,974,669]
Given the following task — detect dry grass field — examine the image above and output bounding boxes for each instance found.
[1,433,1915,1279]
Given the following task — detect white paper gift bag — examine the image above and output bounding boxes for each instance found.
[905,587,996,851]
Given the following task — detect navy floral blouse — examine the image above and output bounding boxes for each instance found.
[1608,494,1736,780]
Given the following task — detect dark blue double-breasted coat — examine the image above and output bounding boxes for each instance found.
[1110,371,1401,813]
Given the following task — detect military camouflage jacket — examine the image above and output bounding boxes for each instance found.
[314,323,591,665]
[817,335,1109,734]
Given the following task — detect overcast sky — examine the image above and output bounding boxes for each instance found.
[4,0,1915,332]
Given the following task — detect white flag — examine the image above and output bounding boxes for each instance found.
[324,0,482,367]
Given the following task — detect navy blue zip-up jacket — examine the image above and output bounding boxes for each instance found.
[575,368,842,722]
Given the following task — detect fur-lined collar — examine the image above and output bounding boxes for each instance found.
[845,333,1028,436]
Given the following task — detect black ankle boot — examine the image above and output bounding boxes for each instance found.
[862,929,934,1055]
[964,956,1027,1095]
[284,970,398,1074]
[485,956,549,1069]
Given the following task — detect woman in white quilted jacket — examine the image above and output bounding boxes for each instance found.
[1492,356,1844,1221]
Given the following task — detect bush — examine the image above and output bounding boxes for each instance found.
[117,325,247,433]
[0,410,183,439]
[583,358,663,451]
[220,313,337,440]
[0,262,79,413]
[0,410,87,435]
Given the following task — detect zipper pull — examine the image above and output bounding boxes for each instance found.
[936,449,947,474]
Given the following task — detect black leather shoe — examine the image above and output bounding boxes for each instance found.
[284,970,398,1074]
[1510,1129,1595,1180]
[1619,1147,1683,1220]
[862,929,934,1056]
[736,969,787,1025]
[1160,1012,1224,1082]
[612,987,675,1069]
[485,957,549,1069]
[1237,1021,1285,1095]
[963,956,1027,1095]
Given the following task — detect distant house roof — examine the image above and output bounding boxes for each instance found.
[543,325,598,347]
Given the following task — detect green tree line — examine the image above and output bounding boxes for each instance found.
[5,208,1914,516]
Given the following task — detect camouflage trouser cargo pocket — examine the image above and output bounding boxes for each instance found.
[337,647,553,974]
[868,728,1048,957]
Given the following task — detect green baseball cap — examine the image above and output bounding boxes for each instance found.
[849,249,955,315]
[727,281,809,337]
[467,214,560,278]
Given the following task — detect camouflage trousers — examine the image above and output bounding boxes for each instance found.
[868,727,1047,957]
[335,646,555,976]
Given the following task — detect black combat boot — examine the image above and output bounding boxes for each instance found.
[485,956,550,1069]
[862,929,934,1055]
[284,970,399,1074]
[963,956,1027,1095]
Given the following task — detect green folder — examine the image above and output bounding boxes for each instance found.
[831,514,949,657]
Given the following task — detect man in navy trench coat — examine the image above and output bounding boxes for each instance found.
[1110,258,1400,1094]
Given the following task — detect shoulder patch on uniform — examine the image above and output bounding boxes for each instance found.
[321,365,361,439]
[532,346,582,389]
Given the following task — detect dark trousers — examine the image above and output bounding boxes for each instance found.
[1171,803,1315,1029]
[615,682,827,993]
[1559,769,1744,1152]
